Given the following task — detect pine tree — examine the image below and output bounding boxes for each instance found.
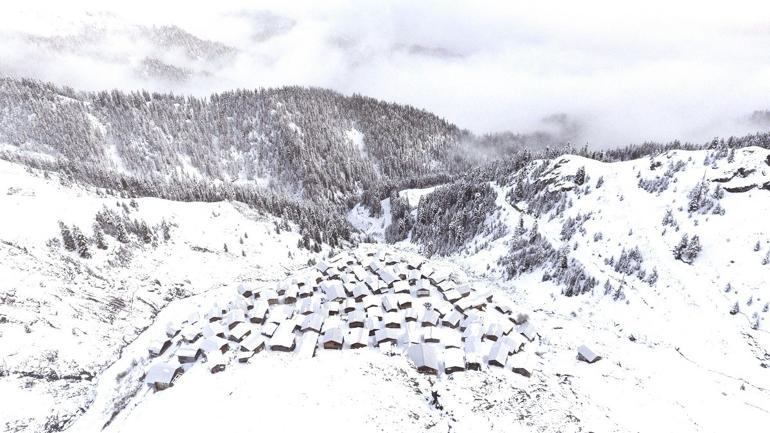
[93,223,108,250]
[224,243,229,253]
[72,226,91,258]
[673,234,689,262]
[647,268,658,286]
[59,221,76,251]
[574,166,586,186]
[684,235,702,263]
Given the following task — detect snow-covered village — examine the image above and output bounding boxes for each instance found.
[1,2,770,433]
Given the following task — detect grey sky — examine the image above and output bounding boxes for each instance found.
[2,0,770,147]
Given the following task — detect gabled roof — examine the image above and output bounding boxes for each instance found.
[320,280,346,301]
[351,266,368,281]
[381,294,399,312]
[393,280,410,294]
[517,323,538,342]
[202,321,226,338]
[423,327,441,343]
[420,309,440,327]
[577,345,601,363]
[353,283,370,300]
[347,328,369,348]
[383,310,402,324]
[348,310,366,326]
[407,344,439,374]
[322,327,344,345]
[442,288,462,304]
[508,353,536,377]
[442,310,463,328]
[316,260,332,273]
[444,348,465,373]
[362,294,379,310]
[261,321,279,337]
[374,328,402,344]
[301,312,325,333]
[240,334,266,352]
[488,340,510,367]
[404,322,422,344]
[322,316,342,333]
[229,322,253,340]
[176,345,201,363]
[200,336,229,353]
[378,268,398,285]
[269,322,297,351]
[364,316,381,331]
[145,362,181,385]
[296,332,318,359]
[442,330,463,349]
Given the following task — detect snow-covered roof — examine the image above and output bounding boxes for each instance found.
[347,328,369,348]
[577,345,601,363]
[269,322,296,351]
[488,341,509,367]
[240,334,266,353]
[393,280,410,294]
[322,328,344,346]
[444,347,466,373]
[145,362,181,386]
[301,313,325,333]
[320,280,346,301]
[407,344,439,374]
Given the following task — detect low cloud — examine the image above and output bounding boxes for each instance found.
[2,0,770,148]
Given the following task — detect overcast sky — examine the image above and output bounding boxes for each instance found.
[2,0,770,147]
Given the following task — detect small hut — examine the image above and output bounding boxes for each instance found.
[145,362,183,391]
[444,348,466,374]
[488,341,509,368]
[176,345,203,364]
[577,345,601,363]
[322,328,344,350]
[407,344,439,375]
[347,328,369,349]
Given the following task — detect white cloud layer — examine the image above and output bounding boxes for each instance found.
[2,0,770,147]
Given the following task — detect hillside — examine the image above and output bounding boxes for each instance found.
[1,81,770,433]
[0,78,480,202]
[0,159,318,432]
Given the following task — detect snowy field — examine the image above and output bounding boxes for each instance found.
[2,147,770,432]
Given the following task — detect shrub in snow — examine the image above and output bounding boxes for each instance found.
[58,221,76,251]
[647,268,658,286]
[614,246,644,276]
[754,241,761,252]
[730,302,740,315]
[673,234,702,264]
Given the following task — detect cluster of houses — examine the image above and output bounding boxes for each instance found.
[143,248,541,391]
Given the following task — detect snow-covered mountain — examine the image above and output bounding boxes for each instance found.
[1,83,770,433]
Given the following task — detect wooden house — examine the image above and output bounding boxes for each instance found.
[145,362,183,391]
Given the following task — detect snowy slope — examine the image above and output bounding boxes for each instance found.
[437,146,770,431]
[4,146,770,433]
[0,160,317,432]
